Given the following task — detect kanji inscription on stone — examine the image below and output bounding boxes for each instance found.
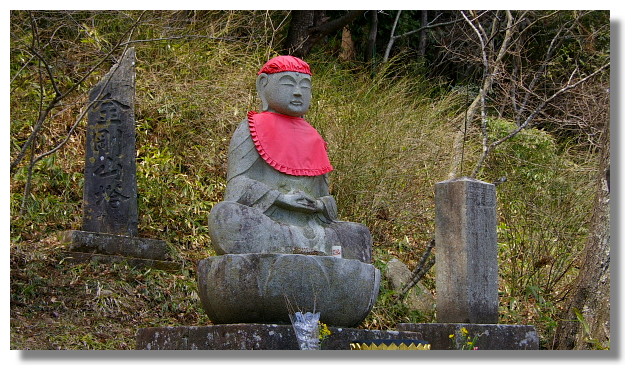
[82,48,138,237]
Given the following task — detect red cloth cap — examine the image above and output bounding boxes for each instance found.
[257,56,312,76]
[248,111,332,176]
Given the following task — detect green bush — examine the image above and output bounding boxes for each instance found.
[481,119,596,345]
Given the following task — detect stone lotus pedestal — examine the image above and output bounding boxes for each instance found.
[196,253,380,327]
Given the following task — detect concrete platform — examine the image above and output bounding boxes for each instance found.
[397,323,539,350]
[136,324,428,350]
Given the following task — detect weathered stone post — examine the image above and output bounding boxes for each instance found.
[61,48,178,271]
[82,48,138,236]
[396,177,539,350]
[434,177,498,324]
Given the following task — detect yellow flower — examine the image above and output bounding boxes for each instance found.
[460,327,469,335]
[318,322,331,340]
[449,334,455,339]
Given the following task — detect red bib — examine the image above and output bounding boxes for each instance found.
[248,111,333,176]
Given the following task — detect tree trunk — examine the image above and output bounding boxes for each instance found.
[339,26,355,61]
[285,10,364,58]
[284,10,318,57]
[365,10,378,62]
[553,125,610,350]
[417,10,428,60]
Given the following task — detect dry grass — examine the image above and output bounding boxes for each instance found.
[10,234,206,350]
[10,10,602,349]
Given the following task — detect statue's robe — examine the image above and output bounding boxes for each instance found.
[208,117,372,263]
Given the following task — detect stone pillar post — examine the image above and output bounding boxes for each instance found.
[82,47,138,237]
[60,48,179,271]
[435,177,498,323]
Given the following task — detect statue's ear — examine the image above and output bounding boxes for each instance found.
[256,74,269,111]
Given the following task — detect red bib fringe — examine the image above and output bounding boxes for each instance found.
[248,111,333,176]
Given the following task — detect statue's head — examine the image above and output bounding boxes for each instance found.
[256,56,312,117]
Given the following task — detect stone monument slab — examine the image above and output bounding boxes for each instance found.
[63,47,179,271]
[83,47,138,237]
[435,177,498,323]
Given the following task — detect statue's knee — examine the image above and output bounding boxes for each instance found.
[327,221,372,263]
[209,201,235,221]
[344,222,372,244]
[208,202,248,254]
[209,201,253,234]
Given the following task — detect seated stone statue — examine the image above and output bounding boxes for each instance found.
[208,56,372,263]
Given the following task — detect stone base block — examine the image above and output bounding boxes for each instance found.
[60,251,181,272]
[136,324,427,350]
[61,230,170,259]
[397,323,539,350]
[197,254,380,327]
[60,230,180,271]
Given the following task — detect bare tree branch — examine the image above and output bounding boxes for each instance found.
[13,11,149,216]
[10,11,146,176]
[120,34,242,46]
[471,61,609,177]
[382,10,402,63]
[398,239,435,300]
[383,11,459,63]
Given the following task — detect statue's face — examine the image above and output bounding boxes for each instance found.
[258,72,312,117]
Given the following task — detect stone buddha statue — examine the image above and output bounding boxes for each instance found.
[208,56,372,263]
[198,56,380,327]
